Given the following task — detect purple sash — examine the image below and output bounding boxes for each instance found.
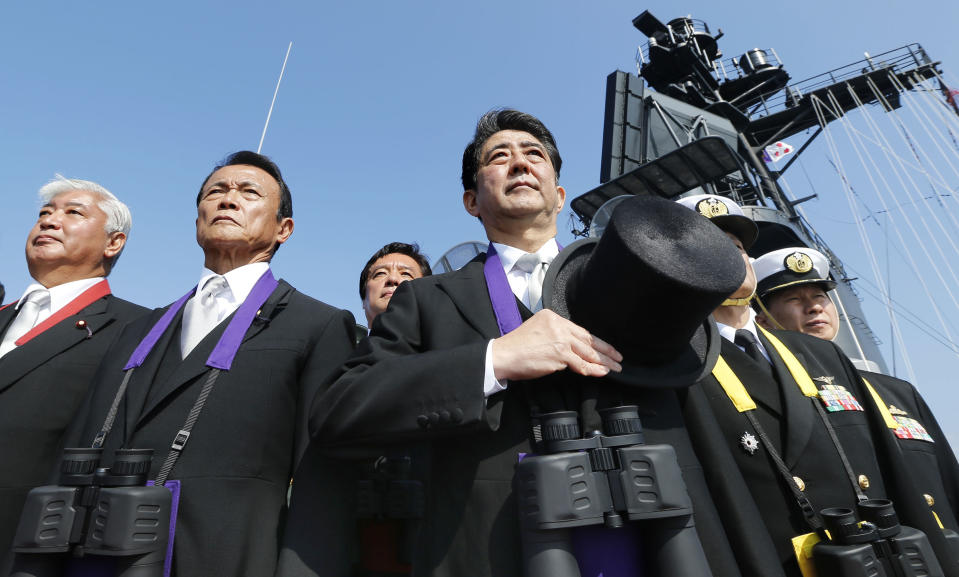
[124,269,278,371]
[483,241,562,335]
[499,245,643,577]
[483,244,524,335]
[83,270,279,577]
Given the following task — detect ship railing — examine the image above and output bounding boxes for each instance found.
[748,43,936,119]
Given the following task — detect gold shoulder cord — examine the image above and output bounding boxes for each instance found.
[756,326,819,397]
[711,329,817,408]
[861,378,944,529]
[859,377,899,430]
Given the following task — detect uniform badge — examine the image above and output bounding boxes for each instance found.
[813,375,835,386]
[785,251,814,274]
[893,415,934,442]
[888,404,908,416]
[817,383,864,412]
[696,198,728,218]
[740,432,759,454]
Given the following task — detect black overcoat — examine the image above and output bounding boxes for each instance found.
[60,280,355,577]
[0,292,146,567]
[282,255,742,577]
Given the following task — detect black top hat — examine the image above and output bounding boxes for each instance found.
[543,195,746,387]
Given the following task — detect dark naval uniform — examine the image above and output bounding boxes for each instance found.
[0,289,147,568]
[684,327,959,577]
[861,370,959,533]
[281,255,743,577]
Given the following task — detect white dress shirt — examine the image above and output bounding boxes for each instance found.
[483,239,560,397]
[181,262,270,350]
[0,277,104,354]
[716,308,771,363]
[14,277,104,326]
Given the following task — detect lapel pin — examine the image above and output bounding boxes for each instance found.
[75,320,92,338]
[740,432,759,455]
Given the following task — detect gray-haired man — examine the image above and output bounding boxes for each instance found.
[0,176,147,566]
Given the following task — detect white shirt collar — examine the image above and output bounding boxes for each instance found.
[716,307,761,344]
[17,277,104,312]
[492,238,560,275]
[195,262,270,305]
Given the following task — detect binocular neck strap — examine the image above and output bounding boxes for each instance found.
[714,358,824,530]
[92,368,137,449]
[742,408,825,532]
[810,396,867,502]
[154,368,221,486]
[756,328,869,502]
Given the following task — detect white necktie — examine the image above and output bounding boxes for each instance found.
[180,276,229,358]
[0,289,51,358]
[515,253,549,312]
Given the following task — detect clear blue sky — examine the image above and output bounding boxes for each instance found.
[3,1,958,443]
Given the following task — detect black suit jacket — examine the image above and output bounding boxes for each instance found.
[0,292,146,566]
[60,280,355,577]
[283,256,742,577]
[685,329,959,577]
[862,371,959,532]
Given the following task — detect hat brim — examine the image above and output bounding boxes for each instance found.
[711,215,758,250]
[759,278,838,300]
[544,238,721,387]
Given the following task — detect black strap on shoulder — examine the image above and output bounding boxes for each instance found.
[154,368,221,485]
[810,398,868,502]
[743,410,824,532]
[92,368,136,449]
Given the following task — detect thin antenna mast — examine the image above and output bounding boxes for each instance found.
[257,42,293,154]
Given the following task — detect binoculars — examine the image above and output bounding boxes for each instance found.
[814,499,944,577]
[515,405,712,577]
[11,448,171,577]
[356,455,425,522]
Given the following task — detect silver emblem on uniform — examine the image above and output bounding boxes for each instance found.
[740,432,759,454]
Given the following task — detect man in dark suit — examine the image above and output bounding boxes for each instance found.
[359,242,432,331]
[0,176,147,568]
[282,110,750,577]
[677,197,959,577]
[753,246,959,536]
[52,152,356,577]
[282,110,626,577]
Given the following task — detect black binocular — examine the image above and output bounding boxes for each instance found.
[356,455,425,522]
[11,447,171,577]
[814,499,944,577]
[515,405,712,577]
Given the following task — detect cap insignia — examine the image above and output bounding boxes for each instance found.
[785,251,814,274]
[696,198,728,219]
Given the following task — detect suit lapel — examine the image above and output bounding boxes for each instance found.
[435,258,500,340]
[120,307,182,437]
[720,339,783,417]
[0,305,16,337]
[0,297,113,394]
[132,283,292,429]
[758,331,816,468]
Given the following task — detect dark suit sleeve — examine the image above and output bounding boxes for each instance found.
[296,306,357,462]
[310,279,494,447]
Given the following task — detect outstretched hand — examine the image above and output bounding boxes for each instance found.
[491,309,623,381]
